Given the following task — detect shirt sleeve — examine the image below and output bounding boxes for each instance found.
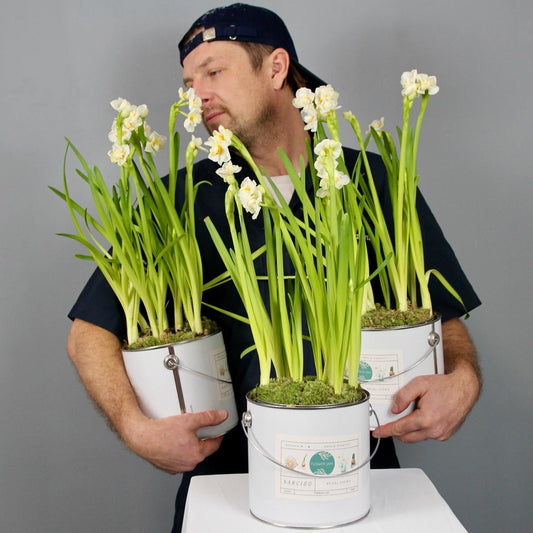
[68,265,127,341]
[416,190,481,321]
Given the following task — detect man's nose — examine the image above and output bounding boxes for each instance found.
[190,79,211,106]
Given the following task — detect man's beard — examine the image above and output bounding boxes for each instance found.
[203,100,278,150]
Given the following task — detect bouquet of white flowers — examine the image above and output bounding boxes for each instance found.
[51,89,210,346]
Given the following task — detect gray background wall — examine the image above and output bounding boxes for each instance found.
[1,0,531,531]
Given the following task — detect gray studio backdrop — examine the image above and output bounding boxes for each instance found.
[1,0,532,531]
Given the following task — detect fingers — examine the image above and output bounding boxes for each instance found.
[372,373,473,444]
[372,376,440,442]
[126,410,229,474]
[198,434,224,457]
[171,410,228,465]
[186,410,228,460]
[374,411,430,442]
[390,375,430,414]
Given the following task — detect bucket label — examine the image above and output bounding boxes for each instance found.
[275,435,360,500]
[358,349,403,402]
[211,349,234,401]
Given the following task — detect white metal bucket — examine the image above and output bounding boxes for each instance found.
[122,331,238,439]
[358,314,444,428]
[242,391,374,528]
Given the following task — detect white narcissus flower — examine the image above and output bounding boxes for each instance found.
[108,119,133,143]
[343,110,355,121]
[144,123,152,136]
[316,170,349,198]
[110,98,133,114]
[205,126,233,165]
[316,178,329,198]
[416,73,439,95]
[190,96,202,112]
[366,116,385,136]
[190,135,208,155]
[122,106,144,132]
[110,100,148,138]
[206,141,231,165]
[210,125,232,144]
[108,120,119,143]
[184,107,202,133]
[191,135,204,149]
[145,130,167,153]
[301,104,318,132]
[333,169,350,189]
[181,87,203,132]
[314,139,342,160]
[314,156,329,180]
[187,91,202,111]
[136,104,149,118]
[238,177,264,219]
[179,87,199,105]
[401,69,419,99]
[292,87,315,109]
[216,161,242,183]
[314,84,340,116]
[108,143,130,166]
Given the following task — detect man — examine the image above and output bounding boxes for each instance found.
[67,4,481,531]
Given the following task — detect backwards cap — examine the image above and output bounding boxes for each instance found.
[178,3,325,90]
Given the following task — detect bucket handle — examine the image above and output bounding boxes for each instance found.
[241,404,381,479]
[161,347,232,415]
[163,353,233,385]
[358,331,440,384]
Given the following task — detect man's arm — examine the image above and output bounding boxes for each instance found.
[67,318,228,473]
[372,317,481,443]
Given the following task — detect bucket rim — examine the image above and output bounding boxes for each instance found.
[122,328,222,353]
[246,388,370,410]
[362,312,441,332]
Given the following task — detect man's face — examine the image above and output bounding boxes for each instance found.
[182,41,277,146]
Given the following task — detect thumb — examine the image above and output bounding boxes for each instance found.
[190,409,229,429]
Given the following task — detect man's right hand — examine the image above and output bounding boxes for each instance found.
[123,410,229,474]
[67,319,228,475]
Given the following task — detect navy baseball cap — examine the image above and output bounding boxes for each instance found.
[178,3,325,90]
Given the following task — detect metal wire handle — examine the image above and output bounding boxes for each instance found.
[163,353,233,384]
[241,405,381,479]
[358,331,440,384]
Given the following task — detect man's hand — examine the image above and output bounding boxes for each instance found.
[123,410,229,474]
[67,319,228,474]
[372,317,481,443]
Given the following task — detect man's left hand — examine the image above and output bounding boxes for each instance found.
[372,364,479,442]
[372,317,481,443]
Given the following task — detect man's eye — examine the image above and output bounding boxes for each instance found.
[209,70,220,77]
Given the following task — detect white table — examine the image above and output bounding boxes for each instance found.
[183,468,467,532]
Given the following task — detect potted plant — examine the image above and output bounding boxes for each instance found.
[201,85,385,527]
[50,90,238,438]
[326,70,467,426]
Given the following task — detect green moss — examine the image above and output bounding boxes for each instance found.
[361,304,431,328]
[248,377,366,406]
[125,318,218,350]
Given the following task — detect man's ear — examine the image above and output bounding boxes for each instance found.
[269,48,290,90]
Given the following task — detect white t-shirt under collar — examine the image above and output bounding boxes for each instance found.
[264,175,295,205]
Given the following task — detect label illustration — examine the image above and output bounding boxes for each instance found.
[211,349,234,401]
[358,349,403,402]
[276,435,360,500]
